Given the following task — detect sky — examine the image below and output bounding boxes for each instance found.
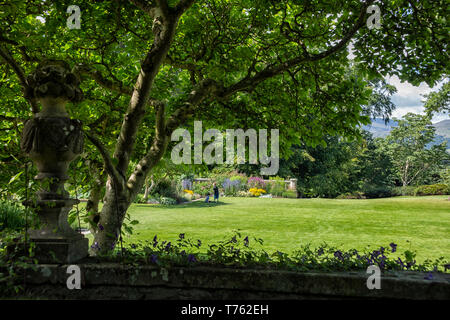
[387,76,448,124]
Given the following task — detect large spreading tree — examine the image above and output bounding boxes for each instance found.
[0,0,448,253]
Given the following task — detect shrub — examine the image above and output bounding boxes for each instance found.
[151,179,180,200]
[391,186,416,196]
[222,178,241,196]
[247,177,266,190]
[281,190,297,198]
[336,192,365,199]
[414,184,450,196]
[160,197,177,205]
[133,194,145,204]
[192,181,213,196]
[362,187,392,199]
[266,177,286,197]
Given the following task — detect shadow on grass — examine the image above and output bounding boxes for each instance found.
[134,200,230,210]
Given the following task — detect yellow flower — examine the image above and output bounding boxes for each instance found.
[257,189,266,193]
[183,189,193,195]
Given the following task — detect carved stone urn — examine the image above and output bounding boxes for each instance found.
[20,60,88,263]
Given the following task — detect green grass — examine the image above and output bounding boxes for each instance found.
[92,196,450,263]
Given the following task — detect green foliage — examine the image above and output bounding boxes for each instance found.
[391,186,417,197]
[281,190,297,199]
[424,80,450,116]
[414,184,450,196]
[336,192,365,199]
[361,187,393,199]
[159,197,177,206]
[266,177,286,197]
[192,181,214,197]
[0,201,37,231]
[149,179,179,200]
[0,231,38,296]
[379,113,449,187]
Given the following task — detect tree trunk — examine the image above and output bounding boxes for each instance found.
[91,178,131,254]
[143,175,155,203]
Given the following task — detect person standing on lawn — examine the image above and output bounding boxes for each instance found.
[213,183,219,203]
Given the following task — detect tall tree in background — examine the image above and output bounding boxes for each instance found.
[379,113,449,188]
[0,0,448,253]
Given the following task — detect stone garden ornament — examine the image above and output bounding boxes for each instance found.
[20,60,88,263]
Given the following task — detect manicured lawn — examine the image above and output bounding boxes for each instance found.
[95,196,450,263]
[124,196,450,262]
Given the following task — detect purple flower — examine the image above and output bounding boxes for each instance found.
[396,258,405,269]
[98,224,104,231]
[197,239,202,247]
[317,248,324,256]
[243,236,249,247]
[130,244,137,249]
[424,272,433,280]
[149,254,158,263]
[390,243,397,253]
[91,242,100,250]
[334,250,343,260]
[165,242,172,252]
[179,233,185,240]
[188,254,197,263]
[231,236,237,243]
[371,250,381,259]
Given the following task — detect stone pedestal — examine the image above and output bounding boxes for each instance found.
[25,199,89,263]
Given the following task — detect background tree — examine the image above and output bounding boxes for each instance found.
[379,113,449,188]
[0,0,448,253]
[424,80,449,116]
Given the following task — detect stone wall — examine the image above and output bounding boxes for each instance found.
[9,263,450,300]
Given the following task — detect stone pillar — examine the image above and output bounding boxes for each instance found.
[19,60,88,263]
[289,178,297,190]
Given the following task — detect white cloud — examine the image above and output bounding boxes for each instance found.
[386,75,448,123]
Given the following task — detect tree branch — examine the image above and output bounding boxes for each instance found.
[127,101,168,195]
[84,131,125,191]
[74,64,133,95]
[113,3,180,176]
[0,44,39,113]
[129,0,156,16]
[221,1,373,98]
[174,0,195,16]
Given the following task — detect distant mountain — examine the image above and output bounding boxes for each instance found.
[362,118,398,138]
[362,118,450,152]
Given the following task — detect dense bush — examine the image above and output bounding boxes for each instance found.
[362,187,393,199]
[414,184,450,196]
[222,178,241,196]
[336,192,365,199]
[192,181,214,196]
[247,177,266,189]
[160,197,177,205]
[281,190,298,198]
[266,177,286,197]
